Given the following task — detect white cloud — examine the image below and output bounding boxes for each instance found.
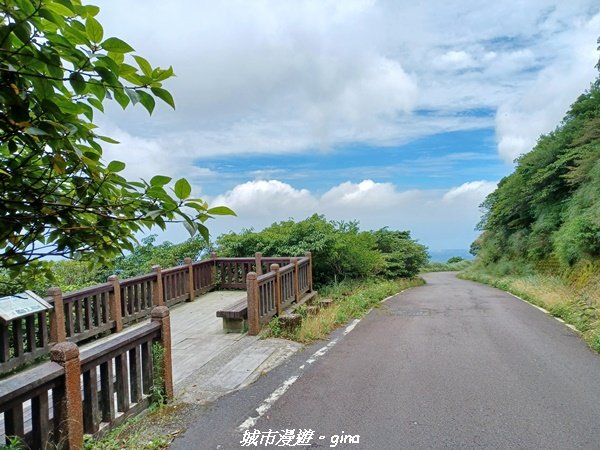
[93,0,599,161]
[86,1,599,251]
[494,12,600,162]
[100,125,218,198]
[195,179,496,249]
[212,180,317,219]
[443,181,497,203]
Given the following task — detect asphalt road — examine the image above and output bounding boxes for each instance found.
[171,272,600,450]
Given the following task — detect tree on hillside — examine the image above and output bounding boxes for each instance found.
[0,0,234,278]
[475,46,600,271]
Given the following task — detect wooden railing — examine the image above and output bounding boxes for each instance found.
[192,260,215,295]
[0,308,50,374]
[216,257,256,289]
[79,321,162,435]
[0,251,313,374]
[278,263,296,311]
[0,306,172,450]
[246,252,314,335]
[161,266,188,306]
[61,284,114,345]
[0,360,64,449]
[297,256,311,296]
[120,273,156,326]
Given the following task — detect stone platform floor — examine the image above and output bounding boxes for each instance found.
[169,291,302,404]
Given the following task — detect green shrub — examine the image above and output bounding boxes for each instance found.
[217,215,427,285]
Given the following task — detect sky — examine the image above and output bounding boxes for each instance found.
[93,0,600,251]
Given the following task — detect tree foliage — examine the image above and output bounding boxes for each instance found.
[372,228,428,278]
[216,214,427,285]
[476,67,600,273]
[0,0,234,276]
[0,233,208,295]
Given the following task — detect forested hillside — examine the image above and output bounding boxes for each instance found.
[476,72,600,274]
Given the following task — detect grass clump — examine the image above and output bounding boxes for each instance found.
[83,414,171,450]
[82,402,190,450]
[265,277,425,343]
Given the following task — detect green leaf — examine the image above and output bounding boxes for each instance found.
[97,135,120,144]
[197,223,210,243]
[84,5,100,17]
[87,98,104,112]
[85,17,103,43]
[101,37,135,53]
[173,178,192,200]
[152,66,174,82]
[206,206,236,216]
[150,175,171,186]
[24,127,49,136]
[69,73,86,94]
[133,55,153,77]
[107,160,126,172]
[184,201,208,212]
[113,88,130,109]
[13,22,31,44]
[150,87,175,109]
[125,88,140,105]
[145,210,162,220]
[183,220,196,237]
[137,91,156,114]
[94,66,119,86]
[45,2,75,17]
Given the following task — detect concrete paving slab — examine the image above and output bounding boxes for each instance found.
[165,290,304,404]
[205,346,274,390]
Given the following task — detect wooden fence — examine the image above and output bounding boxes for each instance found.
[0,306,172,450]
[0,251,314,448]
[246,253,314,335]
[0,252,311,375]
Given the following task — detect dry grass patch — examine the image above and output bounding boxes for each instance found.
[510,275,574,307]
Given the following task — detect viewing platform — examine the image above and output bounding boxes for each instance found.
[0,252,315,449]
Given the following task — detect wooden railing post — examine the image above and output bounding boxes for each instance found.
[255,252,263,275]
[184,257,195,301]
[152,265,164,306]
[48,287,66,343]
[292,257,300,302]
[271,264,281,315]
[210,252,218,288]
[305,251,313,292]
[151,306,173,400]
[107,276,123,333]
[246,272,260,336]
[51,342,83,450]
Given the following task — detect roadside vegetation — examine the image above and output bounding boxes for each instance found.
[217,214,428,286]
[422,256,472,272]
[468,54,600,353]
[0,234,208,296]
[82,404,186,450]
[265,277,425,343]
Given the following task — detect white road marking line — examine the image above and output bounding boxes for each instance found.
[237,375,299,431]
[237,289,411,433]
[342,319,360,335]
[237,319,363,432]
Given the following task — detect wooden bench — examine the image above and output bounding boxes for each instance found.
[216,298,248,333]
